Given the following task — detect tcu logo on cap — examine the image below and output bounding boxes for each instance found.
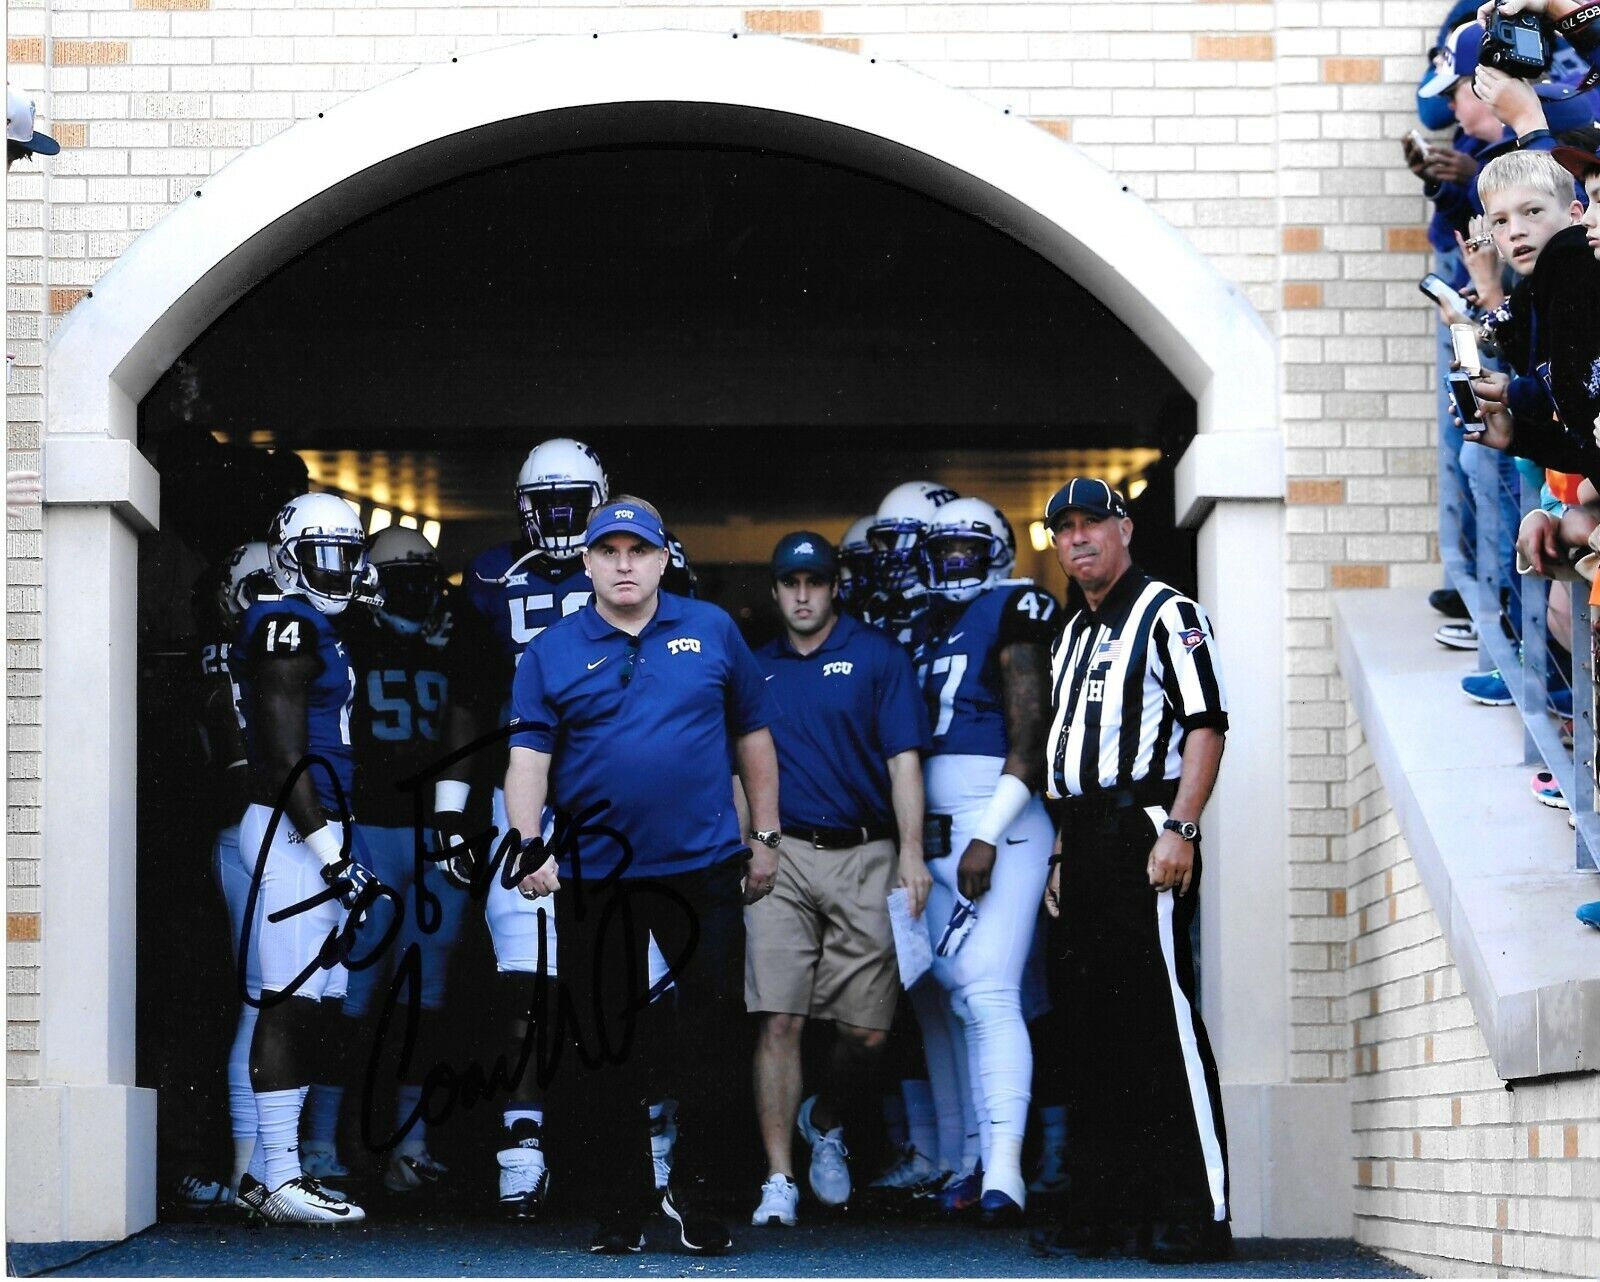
[614,508,635,519]
[822,661,854,677]
[667,637,701,655]
[794,541,814,554]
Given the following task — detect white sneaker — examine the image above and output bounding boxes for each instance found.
[176,1174,235,1210]
[1434,620,1478,650]
[497,1119,550,1219]
[650,1105,678,1191]
[751,1173,799,1226]
[299,1142,351,1182]
[384,1147,448,1193]
[796,1095,851,1206]
[869,1144,939,1190]
[259,1175,365,1224]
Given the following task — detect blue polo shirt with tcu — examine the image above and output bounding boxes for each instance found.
[508,591,777,880]
[755,612,930,833]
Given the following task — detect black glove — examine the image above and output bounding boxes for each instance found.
[321,858,382,913]
[434,809,475,890]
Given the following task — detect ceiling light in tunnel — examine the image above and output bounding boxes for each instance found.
[1128,477,1149,501]
[421,520,441,547]
[368,507,392,535]
[398,514,419,530]
[1028,520,1050,553]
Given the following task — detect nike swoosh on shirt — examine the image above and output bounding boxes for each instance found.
[1005,836,1026,845]
[587,656,608,670]
[947,632,964,644]
[765,674,776,681]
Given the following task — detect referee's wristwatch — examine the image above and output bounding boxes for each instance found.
[1162,818,1200,844]
[749,828,783,850]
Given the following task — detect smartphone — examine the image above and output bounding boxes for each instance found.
[1419,272,1471,317]
[1448,370,1483,426]
[1450,322,1483,375]
[1407,127,1432,157]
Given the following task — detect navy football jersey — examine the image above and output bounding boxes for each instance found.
[233,593,357,816]
[343,606,452,827]
[910,584,1058,758]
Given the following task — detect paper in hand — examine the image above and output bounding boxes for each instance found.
[887,887,932,988]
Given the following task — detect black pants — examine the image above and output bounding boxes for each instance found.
[553,856,747,1217]
[1050,805,1229,1229]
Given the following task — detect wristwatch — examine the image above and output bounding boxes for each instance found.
[1162,819,1200,843]
[750,828,783,849]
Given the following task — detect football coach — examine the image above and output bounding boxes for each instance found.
[504,495,780,1257]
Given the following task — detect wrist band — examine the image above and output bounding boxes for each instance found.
[972,773,1033,847]
[305,821,344,868]
[435,780,470,815]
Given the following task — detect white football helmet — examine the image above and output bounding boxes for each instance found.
[867,481,960,597]
[516,438,608,559]
[217,541,274,624]
[267,493,368,617]
[921,496,1016,603]
[838,516,877,608]
[367,526,445,636]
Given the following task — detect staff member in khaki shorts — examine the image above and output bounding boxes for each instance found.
[744,532,933,1228]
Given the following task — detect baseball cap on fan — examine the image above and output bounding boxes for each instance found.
[585,501,666,548]
[771,531,838,580]
[7,86,60,156]
[1420,22,1482,98]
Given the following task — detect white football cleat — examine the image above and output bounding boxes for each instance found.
[751,1173,799,1227]
[299,1142,351,1182]
[869,1144,940,1191]
[176,1174,235,1210]
[384,1147,448,1193]
[497,1118,551,1219]
[257,1175,365,1224]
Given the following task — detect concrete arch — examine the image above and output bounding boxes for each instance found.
[31,31,1299,1242]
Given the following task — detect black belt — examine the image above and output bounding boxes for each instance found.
[1059,778,1178,820]
[786,822,895,850]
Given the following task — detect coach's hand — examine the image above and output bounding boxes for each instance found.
[957,839,996,902]
[515,836,561,900]
[1147,830,1194,897]
[898,849,932,918]
[743,842,779,905]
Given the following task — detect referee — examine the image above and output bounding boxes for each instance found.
[1036,478,1232,1265]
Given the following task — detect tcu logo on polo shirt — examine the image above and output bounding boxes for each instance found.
[667,637,702,655]
[822,661,854,677]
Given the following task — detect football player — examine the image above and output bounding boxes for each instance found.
[907,497,1057,1226]
[230,493,389,1224]
[860,482,959,644]
[434,439,677,1217]
[300,526,466,1194]
[836,516,877,617]
[200,542,276,1202]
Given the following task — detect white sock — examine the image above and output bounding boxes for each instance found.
[247,1131,269,1186]
[232,1137,255,1193]
[503,1105,543,1136]
[228,1005,259,1190]
[902,1079,937,1159]
[255,1088,304,1189]
[908,983,964,1170]
[882,1092,908,1150]
[302,1082,344,1146]
[394,1083,425,1156]
[984,1133,1027,1205]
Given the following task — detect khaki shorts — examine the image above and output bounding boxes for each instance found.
[745,836,899,1031]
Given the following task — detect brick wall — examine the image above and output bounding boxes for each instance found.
[1344,700,1600,1277]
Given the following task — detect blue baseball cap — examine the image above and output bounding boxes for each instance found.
[1044,478,1130,528]
[585,501,666,548]
[771,531,838,579]
[1420,22,1480,98]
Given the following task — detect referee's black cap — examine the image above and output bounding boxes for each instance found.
[1044,478,1129,529]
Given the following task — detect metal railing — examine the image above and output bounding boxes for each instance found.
[1438,422,1599,872]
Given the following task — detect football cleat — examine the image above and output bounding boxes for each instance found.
[650,1105,678,1192]
[176,1174,235,1211]
[590,1211,646,1254]
[299,1141,352,1183]
[751,1174,799,1227]
[910,1167,958,1201]
[796,1095,851,1207]
[257,1175,365,1225]
[384,1147,448,1194]
[978,1188,1025,1228]
[497,1118,551,1219]
[934,1166,984,1215]
[869,1144,940,1191]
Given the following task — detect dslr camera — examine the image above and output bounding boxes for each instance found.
[1480,0,1554,79]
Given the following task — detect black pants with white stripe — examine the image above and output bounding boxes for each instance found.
[1050,804,1230,1230]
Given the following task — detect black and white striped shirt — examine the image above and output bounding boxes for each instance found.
[1045,568,1229,800]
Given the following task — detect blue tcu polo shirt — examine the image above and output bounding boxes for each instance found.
[508,591,776,879]
[755,612,930,833]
